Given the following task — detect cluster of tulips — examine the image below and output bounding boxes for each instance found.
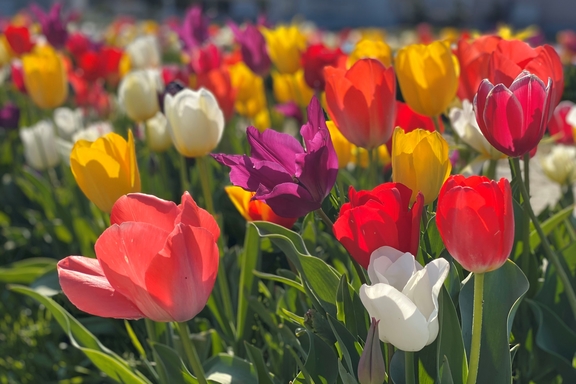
[2,3,576,384]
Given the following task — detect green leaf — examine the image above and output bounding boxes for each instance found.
[293,331,338,384]
[528,205,574,251]
[327,314,361,378]
[125,320,146,358]
[459,260,529,384]
[0,257,56,284]
[244,342,276,384]
[436,287,467,384]
[150,342,197,384]
[10,285,151,383]
[236,223,261,343]
[438,356,455,384]
[204,354,257,384]
[253,270,305,293]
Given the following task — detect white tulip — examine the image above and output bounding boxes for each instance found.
[145,112,173,152]
[449,100,504,161]
[19,120,60,170]
[541,145,576,186]
[126,35,161,70]
[53,107,83,139]
[118,69,163,122]
[360,246,449,352]
[164,88,224,158]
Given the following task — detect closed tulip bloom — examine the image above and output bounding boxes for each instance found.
[189,44,222,75]
[229,22,271,76]
[357,318,386,384]
[196,67,237,121]
[548,101,576,145]
[4,25,34,55]
[229,62,267,118]
[126,35,161,70]
[145,112,173,152]
[392,128,451,204]
[0,102,20,129]
[395,41,459,116]
[436,175,514,273]
[53,107,83,139]
[19,120,60,170]
[541,145,576,186]
[326,120,353,168]
[325,58,396,149]
[22,44,68,109]
[118,69,163,122]
[164,87,224,158]
[57,192,220,322]
[474,71,552,158]
[272,69,314,108]
[333,183,423,269]
[225,186,297,228]
[261,25,306,74]
[70,131,141,212]
[394,101,438,134]
[178,5,210,49]
[347,38,392,68]
[302,43,344,91]
[360,246,449,351]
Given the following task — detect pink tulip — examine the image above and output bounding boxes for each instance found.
[57,192,220,322]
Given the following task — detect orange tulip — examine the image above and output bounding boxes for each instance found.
[196,67,237,122]
[225,186,297,228]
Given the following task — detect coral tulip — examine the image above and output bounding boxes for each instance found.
[22,45,68,109]
[392,128,451,204]
[395,41,459,116]
[70,131,141,213]
[301,43,344,91]
[436,175,514,273]
[474,71,552,158]
[333,182,423,269]
[225,186,297,228]
[261,25,306,74]
[57,192,219,322]
[324,58,396,149]
[548,101,576,145]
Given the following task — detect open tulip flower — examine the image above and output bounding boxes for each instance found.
[213,96,338,218]
[474,71,552,158]
[360,246,449,351]
[57,192,220,322]
[548,101,576,144]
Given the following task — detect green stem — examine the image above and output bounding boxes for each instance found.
[315,208,333,232]
[511,157,576,319]
[145,319,158,343]
[467,272,485,384]
[483,159,498,179]
[174,322,208,384]
[180,155,189,192]
[197,156,215,214]
[386,343,394,377]
[405,351,416,384]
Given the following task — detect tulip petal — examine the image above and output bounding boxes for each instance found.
[177,191,220,240]
[246,126,303,175]
[255,182,319,218]
[483,84,524,156]
[295,146,338,203]
[110,193,180,232]
[57,256,144,319]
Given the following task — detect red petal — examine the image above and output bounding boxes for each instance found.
[177,191,220,241]
[111,193,180,232]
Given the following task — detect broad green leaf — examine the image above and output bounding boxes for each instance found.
[327,314,361,378]
[29,269,61,296]
[438,356,454,384]
[236,223,261,343]
[389,349,405,384]
[459,260,529,384]
[150,342,197,384]
[244,342,276,384]
[528,205,574,251]
[0,257,56,284]
[10,285,151,383]
[204,354,257,384]
[293,330,338,384]
[437,287,467,384]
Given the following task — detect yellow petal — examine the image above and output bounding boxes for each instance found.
[225,186,253,222]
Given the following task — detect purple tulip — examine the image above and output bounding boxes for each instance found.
[212,96,338,218]
[275,102,303,125]
[30,2,69,49]
[0,103,20,130]
[228,21,271,76]
[178,5,210,49]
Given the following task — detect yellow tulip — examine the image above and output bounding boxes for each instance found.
[392,127,451,204]
[22,44,68,109]
[229,62,267,118]
[261,25,306,74]
[327,121,353,168]
[70,131,141,213]
[394,41,458,117]
[353,146,390,169]
[347,39,392,68]
[253,109,271,132]
[272,70,314,108]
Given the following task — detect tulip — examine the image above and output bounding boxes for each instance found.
[474,71,552,158]
[229,22,271,76]
[57,192,220,322]
[436,175,514,273]
[271,70,314,108]
[19,120,60,170]
[540,145,576,186]
[394,101,439,133]
[212,96,338,218]
[66,32,92,59]
[125,35,161,70]
[70,131,141,212]
[360,246,449,351]
[145,112,173,153]
[324,58,396,149]
[53,107,83,139]
[0,103,20,129]
[548,101,576,145]
[77,50,105,82]
[164,87,224,158]
[11,60,26,94]
[30,3,69,49]
[395,41,459,116]
[326,120,353,168]
[229,62,267,118]
[118,69,163,122]
[261,25,306,74]
[188,43,221,75]
[22,44,68,109]
[225,186,297,228]
[333,183,423,269]
[392,128,451,204]
[302,43,344,91]
[178,5,210,49]
[275,102,303,125]
[347,39,392,68]
[196,67,237,121]
[357,318,386,384]
[4,25,34,55]
[449,100,504,161]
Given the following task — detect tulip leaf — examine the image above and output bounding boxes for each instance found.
[389,349,405,384]
[204,353,257,384]
[459,260,529,384]
[293,330,338,384]
[528,205,574,251]
[436,287,467,384]
[124,320,146,358]
[150,342,196,384]
[0,257,56,284]
[336,274,368,341]
[438,356,454,384]
[327,314,361,377]
[338,359,359,384]
[253,270,306,293]
[244,341,277,384]
[10,284,152,384]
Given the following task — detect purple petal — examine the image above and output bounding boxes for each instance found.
[295,146,338,203]
[275,102,303,124]
[255,182,320,218]
[300,96,327,147]
[246,126,303,175]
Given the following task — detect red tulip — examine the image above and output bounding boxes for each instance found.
[324,58,396,149]
[302,43,344,91]
[101,46,123,80]
[4,25,34,55]
[162,64,190,87]
[436,175,514,273]
[394,101,439,133]
[189,43,221,75]
[487,39,563,114]
[333,183,423,269]
[57,192,220,322]
[474,71,552,157]
[78,51,104,82]
[11,61,27,94]
[195,66,237,121]
[66,32,92,60]
[548,100,575,144]
[454,35,502,102]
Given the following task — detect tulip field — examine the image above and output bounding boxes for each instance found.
[2,3,576,384]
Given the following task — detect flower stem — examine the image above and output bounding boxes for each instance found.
[145,319,158,343]
[511,157,576,319]
[196,156,215,214]
[483,159,498,180]
[180,155,189,192]
[315,208,333,231]
[405,351,416,384]
[467,272,485,384]
[174,322,208,384]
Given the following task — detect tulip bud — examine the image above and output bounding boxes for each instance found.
[22,44,68,109]
[19,120,60,170]
[261,25,306,75]
[118,69,163,122]
[145,112,173,153]
[358,318,386,384]
[164,88,224,158]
